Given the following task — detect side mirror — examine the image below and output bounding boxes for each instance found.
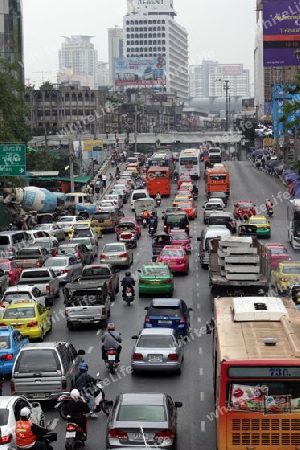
[234,204,237,207]
[78,349,86,355]
[131,335,138,339]
[174,401,183,408]
[188,307,193,311]
[137,270,141,273]
[202,206,205,208]
[196,237,201,241]
[144,306,149,310]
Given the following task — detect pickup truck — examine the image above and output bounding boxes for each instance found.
[14,247,50,269]
[78,264,119,300]
[17,267,60,306]
[0,269,9,296]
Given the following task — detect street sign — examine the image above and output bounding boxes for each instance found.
[93,146,103,151]
[0,143,26,176]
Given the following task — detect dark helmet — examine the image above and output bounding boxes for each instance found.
[125,271,131,277]
[79,362,88,372]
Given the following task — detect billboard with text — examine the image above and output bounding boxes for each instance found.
[114,56,166,86]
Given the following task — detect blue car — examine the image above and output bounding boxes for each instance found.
[144,298,193,336]
[0,326,29,375]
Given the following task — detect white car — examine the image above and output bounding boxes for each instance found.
[56,216,79,234]
[1,285,46,308]
[69,236,98,257]
[0,396,45,450]
[43,255,83,283]
[34,223,65,241]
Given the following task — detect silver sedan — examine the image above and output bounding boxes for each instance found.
[34,224,65,241]
[100,242,133,268]
[130,328,184,374]
[44,255,82,283]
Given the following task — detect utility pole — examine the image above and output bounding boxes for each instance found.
[224,80,230,132]
[69,138,75,192]
[134,104,138,153]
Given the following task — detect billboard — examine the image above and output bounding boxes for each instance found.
[263,1,300,66]
[82,139,103,151]
[272,84,300,139]
[114,57,166,86]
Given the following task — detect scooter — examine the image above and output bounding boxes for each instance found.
[55,379,112,419]
[105,348,120,374]
[148,224,156,236]
[65,417,86,450]
[267,207,273,217]
[123,286,135,306]
[34,420,57,450]
[193,192,198,201]
[155,198,161,207]
[142,218,148,228]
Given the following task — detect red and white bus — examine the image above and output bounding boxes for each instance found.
[212,296,300,450]
[146,166,171,197]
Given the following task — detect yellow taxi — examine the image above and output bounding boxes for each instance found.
[180,182,193,192]
[68,220,102,239]
[0,301,52,340]
[172,195,191,207]
[126,164,140,175]
[271,261,300,295]
[246,215,271,238]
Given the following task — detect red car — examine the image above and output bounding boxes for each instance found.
[115,217,141,240]
[234,200,256,219]
[156,245,189,274]
[265,243,292,270]
[169,231,192,253]
[0,259,22,286]
[177,175,192,188]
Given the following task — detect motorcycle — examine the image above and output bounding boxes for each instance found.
[34,420,57,450]
[105,348,120,374]
[55,379,112,420]
[65,418,86,450]
[118,229,137,248]
[155,198,161,207]
[148,224,156,236]
[173,175,178,183]
[193,192,198,201]
[267,207,273,217]
[123,286,135,306]
[142,218,148,228]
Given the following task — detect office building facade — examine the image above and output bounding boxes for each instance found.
[121,0,189,100]
[108,27,123,86]
[0,0,24,83]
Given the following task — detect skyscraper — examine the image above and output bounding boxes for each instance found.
[58,36,98,89]
[108,27,123,87]
[121,0,188,100]
[0,0,24,83]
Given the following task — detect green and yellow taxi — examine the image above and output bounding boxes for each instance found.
[68,220,102,239]
[138,262,174,296]
[0,301,52,340]
[246,215,271,238]
[271,261,300,295]
[172,195,190,207]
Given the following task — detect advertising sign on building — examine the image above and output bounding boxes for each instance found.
[82,139,104,151]
[263,1,300,66]
[114,57,166,86]
[272,84,300,139]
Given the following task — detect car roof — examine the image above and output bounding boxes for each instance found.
[0,326,14,335]
[162,245,184,250]
[120,392,165,406]
[142,262,169,268]
[0,396,26,408]
[278,261,300,266]
[6,301,37,308]
[249,215,267,219]
[151,298,182,307]
[139,328,175,336]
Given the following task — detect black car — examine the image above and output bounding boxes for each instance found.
[152,234,172,261]
[207,191,228,205]
[57,243,94,265]
[163,212,189,235]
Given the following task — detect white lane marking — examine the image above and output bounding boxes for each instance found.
[196,282,199,287]
[197,317,201,323]
[199,347,203,355]
[96,329,101,336]
[201,421,205,432]
[87,346,93,354]
[196,292,199,297]
[50,418,59,429]
[199,367,203,376]
[197,303,200,309]
[200,392,205,401]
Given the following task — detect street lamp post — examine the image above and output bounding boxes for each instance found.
[216,79,230,131]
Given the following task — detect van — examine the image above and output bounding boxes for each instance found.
[11,342,85,400]
[197,225,231,268]
[91,210,120,232]
[208,147,222,163]
[163,212,190,234]
[0,231,29,258]
[63,280,110,329]
[130,189,149,211]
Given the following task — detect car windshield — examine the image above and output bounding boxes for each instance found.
[165,215,186,224]
[270,247,288,255]
[178,203,191,208]
[14,349,59,372]
[70,238,91,245]
[250,219,267,224]
[239,203,253,208]
[161,249,184,257]
[83,267,110,276]
[45,258,67,267]
[4,293,31,302]
[206,204,222,210]
[58,247,76,255]
[0,409,9,426]
[148,306,181,316]
[117,405,166,422]
[103,244,125,252]
[4,307,35,319]
[282,266,300,274]
[142,268,169,276]
[0,336,10,349]
[67,291,104,306]
[0,263,9,271]
[170,234,187,241]
[31,241,53,250]
[137,335,174,348]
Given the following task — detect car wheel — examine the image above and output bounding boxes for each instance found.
[67,322,74,330]
[110,291,115,301]
[48,319,53,332]
[39,328,45,342]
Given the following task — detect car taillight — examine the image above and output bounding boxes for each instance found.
[0,434,12,444]
[62,380,67,390]
[36,261,42,267]
[132,353,143,360]
[108,349,116,355]
[139,279,147,284]
[0,323,6,327]
[100,254,107,259]
[168,354,179,360]
[10,381,15,393]
[109,429,128,439]
[61,269,69,274]
[144,315,150,323]
[154,429,174,441]
[46,285,50,294]
[163,279,172,284]
[0,354,13,360]
[279,277,288,282]
[66,424,76,432]
[119,253,127,257]
[238,208,242,214]
[179,315,185,324]
[27,321,38,327]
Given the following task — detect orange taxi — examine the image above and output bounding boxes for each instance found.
[177,201,197,220]
[177,175,192,188]
[172,195,191,207]
[180,182,193,192]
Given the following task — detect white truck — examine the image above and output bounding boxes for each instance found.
[17,268,60,306]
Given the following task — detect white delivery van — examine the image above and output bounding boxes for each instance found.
[197,225,231,268]
[130,189,149,211]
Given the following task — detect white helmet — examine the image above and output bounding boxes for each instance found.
[20,407,31,418]
[70,389,80,402]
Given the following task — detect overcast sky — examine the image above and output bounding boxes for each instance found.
[23,0,256,88]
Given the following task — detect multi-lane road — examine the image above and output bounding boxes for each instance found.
[3,159,298,450]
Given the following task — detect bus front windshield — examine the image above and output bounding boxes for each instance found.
[179,157,197,166]
[294,219,300,237]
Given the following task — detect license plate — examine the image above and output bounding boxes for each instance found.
[108,354,116,361]
[148,354,163,361]
[32,393,43,397]
[158,320,172,325]
[135,433,148,440]
[173,227,180,229]
[66,432,76,438]
[151,281,160,285]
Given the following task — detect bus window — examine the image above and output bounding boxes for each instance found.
[147,167,171,196]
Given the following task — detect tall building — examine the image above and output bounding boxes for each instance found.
[58,36,98,89]
[96,61,109,88]
[108,27,123,86]
[0,0,24,83]
[121,0,188,100]
[189,61,250,99]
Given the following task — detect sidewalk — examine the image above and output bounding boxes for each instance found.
[90,161,126,203]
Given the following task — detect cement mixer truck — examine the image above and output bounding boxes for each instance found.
[1,186,66,229]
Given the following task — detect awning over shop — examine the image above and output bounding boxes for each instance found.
[23,175,91,184]
[74,175,91,183]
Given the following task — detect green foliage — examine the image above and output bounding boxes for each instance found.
[279,74,300,133]
[26,147,56,171]
[39,81,54,90]
[0,59,32,143]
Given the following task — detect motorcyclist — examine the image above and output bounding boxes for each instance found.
[173,170,179,181]
[192,184,198,197]
[155,192,161,202]
[121,271,135,298]
[101,323,122,361]
[16,407,50,450]
[266,199,273,210]
[148,212,158,233]
[74,363,98,418]
[63,389,90,437]
[141,208,151,223]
